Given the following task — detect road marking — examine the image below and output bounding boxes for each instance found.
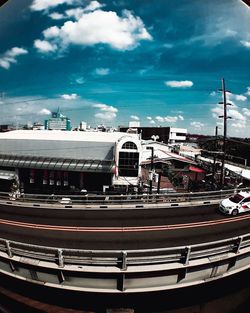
[0,214,250,232]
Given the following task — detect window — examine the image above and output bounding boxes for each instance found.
[229,194,244,203]
[176,133,186,136]
[242,197,250,203]
[122,141,137,150]
[118,152,139,177]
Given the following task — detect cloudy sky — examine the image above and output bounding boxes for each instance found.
[0,0,250,136]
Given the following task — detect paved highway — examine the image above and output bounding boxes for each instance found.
[0,203,250,250]
[0,202,221,226]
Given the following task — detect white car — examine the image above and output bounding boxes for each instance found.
[59,197,72,204]
[219,191,250,216]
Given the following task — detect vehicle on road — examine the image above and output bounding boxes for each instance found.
[219,191,250,216]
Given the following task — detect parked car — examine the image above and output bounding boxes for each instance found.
[219,191,250,216]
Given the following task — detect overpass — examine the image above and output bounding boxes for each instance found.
[0,188,250,295]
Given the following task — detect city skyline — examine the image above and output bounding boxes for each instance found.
[0,0,250,136]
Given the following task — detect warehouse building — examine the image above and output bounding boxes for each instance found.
[0,130,142,194]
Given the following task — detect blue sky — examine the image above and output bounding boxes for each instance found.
[0,0,250,136]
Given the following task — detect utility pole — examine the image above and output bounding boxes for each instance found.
[157,172,162,194]
[218,78,232,188]
[146,146,154,194]
[212,126,218,178]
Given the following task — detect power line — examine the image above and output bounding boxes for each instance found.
[227,138,250,146]
[0,97,52,105]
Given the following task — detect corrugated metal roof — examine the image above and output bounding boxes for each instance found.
[0,130,140,161]
[0,154,114,173]
[0,130,138,142]
[225,164,250,181]
[141,143,196,165]
[0,139,115,160]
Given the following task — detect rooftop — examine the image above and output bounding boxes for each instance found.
[0,130,139,143]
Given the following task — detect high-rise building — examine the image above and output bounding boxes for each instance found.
[45,108,71,131]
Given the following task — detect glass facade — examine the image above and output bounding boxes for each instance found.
[118,152,139,177]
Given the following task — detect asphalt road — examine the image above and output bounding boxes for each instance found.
[0,202,221,226]
[0,202,250,250]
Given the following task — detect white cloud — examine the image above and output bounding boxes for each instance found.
[185,3,250,51]
[245,87,250,96]
[211,106,223,118]
[130,115,140,120]
[155,116,164,123]
[241,40,250,48]
[93,103,118,113]
[243,108,250,117]
[178,115,184,121]
[0,95,98,126]
[43,26,60,38]
[34,40,57,53]
[164,80,193,88]
[146,116,152,120]
[210,91,217,96]
[30,0,74,11]
[65,8,84,19]
[0,60,10,70]
[149,120,155,124]
[75,77,85,84]
[60,93,78,100]
[164,116,178,123]
[211,98,248,132]
[231,122,246,129]
[93,102,118,120]
[216,121,223,127]
[95,112,116,120]
[65,1,104,18]
[235,94,247,101]
[38,108,51,115]
[190,121,204,129]
[227,100,236,108]
[7,47,27,57]
[95,68,110,76]
[37,8,152,52]
[228,93,247,102]
[138,67,152,76]
[228,109,245,121]
[83,1,104,12]
[49,12,66,20]
[189,28,237,47]
[155,115,180,123]
[0,47,28,70]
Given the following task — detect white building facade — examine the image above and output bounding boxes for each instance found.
[169,127,187,143]
[0,130,143,194]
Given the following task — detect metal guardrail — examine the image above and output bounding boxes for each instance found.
[1,233,250,270]
[0,188,249,206]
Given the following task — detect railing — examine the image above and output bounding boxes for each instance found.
[1,233,250,269]
[0,188,249,206]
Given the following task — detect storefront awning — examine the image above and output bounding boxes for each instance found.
[0,170,16,180]
[0,154,114,173]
